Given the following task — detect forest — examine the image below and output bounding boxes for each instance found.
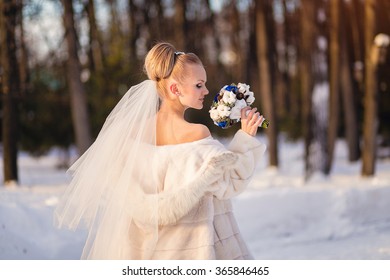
[1,0,390,185]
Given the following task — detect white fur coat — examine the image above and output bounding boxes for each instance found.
[129,129,266,259]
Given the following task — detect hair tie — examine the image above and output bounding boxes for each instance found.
[174,51,185,56]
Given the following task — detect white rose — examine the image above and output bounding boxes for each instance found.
[209,107,220,121]
[230,106,242,120]
[217,104,231,117]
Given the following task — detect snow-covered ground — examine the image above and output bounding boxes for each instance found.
[1,137,390,260]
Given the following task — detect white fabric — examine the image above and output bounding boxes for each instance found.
[54,80,162,259]
[133,130,266,259]
[54,80,265,260]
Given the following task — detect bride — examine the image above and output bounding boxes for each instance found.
[54,42,266,260]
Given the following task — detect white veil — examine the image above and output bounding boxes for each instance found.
[54,80,160,259]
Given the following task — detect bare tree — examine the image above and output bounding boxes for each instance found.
[282,0,300,133]
[106,0,123,41]
[229,0,243,81]
[245,1,257,86]
[361,0,378,176]
[201,0,224,85]
[256,0,278,167]
[17,0,29,98]
[0,0,21,185]
[326,0,341,174]
[349,0,365,92]
[128,0,139,60]
[61,0,92,155]
[299,0,315,178]
[147,0,166,43]
[340,0,360,162]
[85,0,104,73]
[174,0,187,50]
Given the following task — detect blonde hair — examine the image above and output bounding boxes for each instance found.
[144,42,203,98]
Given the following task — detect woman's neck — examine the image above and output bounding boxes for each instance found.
[159,100,186,118]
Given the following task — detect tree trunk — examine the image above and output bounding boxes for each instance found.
[106,0,122,41]
[350,0,364,91]
[274,13,287,122]
[174,0,187,50]
[340,42,361,162]
[154,0,165,38]
[229,0,243,81]
[308,1,331,178]
[0,0,20,185]
[17,0,28,98]
[147,0,165,43]
[255,0,278,167]
[340,0,360,162]
[361,0,378,176]
[326,0,341,174]
[61,0,92,155]
[86,0,104,73]
[299,0,314,179]
[282,0,299,131]
[350,0,364,63]
[273,1,288,123]
[245,2,257,86]
[128,0,138,59]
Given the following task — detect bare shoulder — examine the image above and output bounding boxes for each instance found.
[193,124,211,139]
[183,123,211,142]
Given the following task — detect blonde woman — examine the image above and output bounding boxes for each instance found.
[55,42,266,260]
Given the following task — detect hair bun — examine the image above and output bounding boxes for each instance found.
[144,43,176,82]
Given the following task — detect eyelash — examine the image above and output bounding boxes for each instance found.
[196,84,202,88]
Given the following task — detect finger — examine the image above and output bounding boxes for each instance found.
[241,106,251,119]
[254,115,263,127]
[246,108,257,120]
[249,112,259,125]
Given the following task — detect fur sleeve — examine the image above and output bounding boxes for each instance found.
[212,129,266,199]
[131,152,237,226]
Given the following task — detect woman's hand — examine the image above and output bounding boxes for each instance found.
[240,107,264,136]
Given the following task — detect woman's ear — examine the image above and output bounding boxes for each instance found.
[169,82,181,96]
[169,83,177,95]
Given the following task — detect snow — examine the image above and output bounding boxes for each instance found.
[1,137,390,260]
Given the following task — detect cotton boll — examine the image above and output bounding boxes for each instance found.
[223,91,237,105]
[237,83,250,94]
[209,107,220,121]
[246,92,255,105]
[217,104,231,117]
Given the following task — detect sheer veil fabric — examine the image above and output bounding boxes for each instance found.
[54,80,162,259]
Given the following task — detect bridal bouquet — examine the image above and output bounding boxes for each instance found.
[209,83,269,129]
